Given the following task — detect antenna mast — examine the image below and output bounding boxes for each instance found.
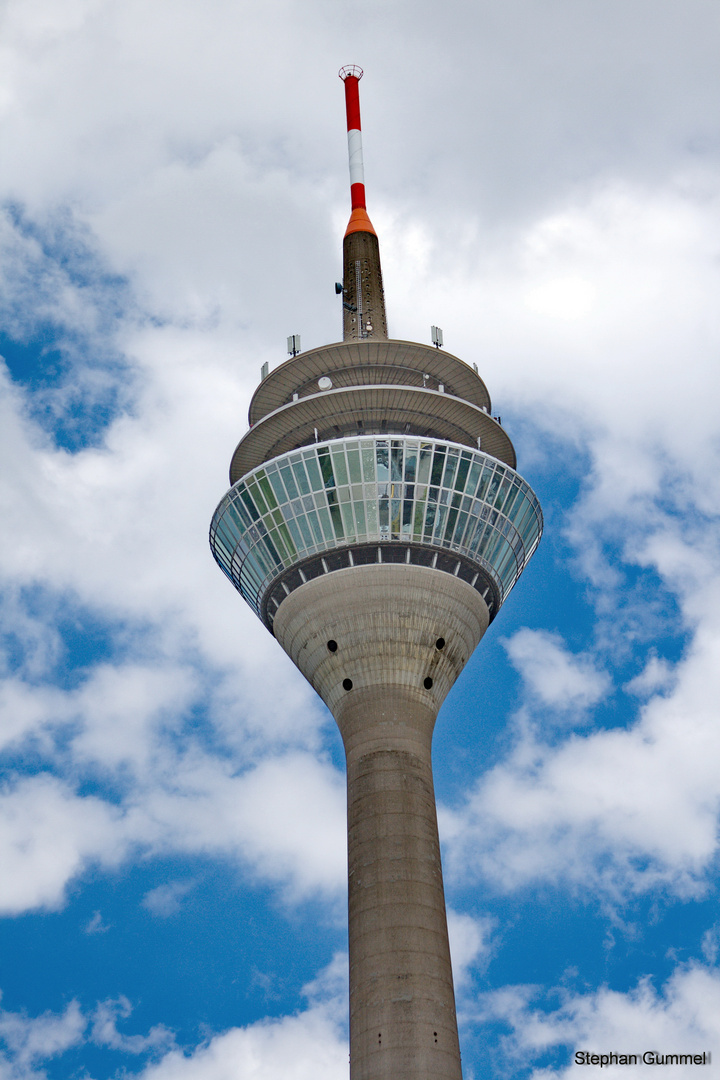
[338,65,387,340]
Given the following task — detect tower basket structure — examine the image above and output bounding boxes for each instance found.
[210,66,542,1080]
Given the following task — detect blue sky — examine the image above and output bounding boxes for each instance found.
[1,1,719,1077]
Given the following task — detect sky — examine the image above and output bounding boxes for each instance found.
[0,1,719,1077]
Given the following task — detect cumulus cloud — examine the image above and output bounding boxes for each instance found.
[90,996,174,1056]
[0,774,126,914]
[503,629,610,713]
[135,1004,348,1080]
[479,963,720,1079]
[0,998,85,1076]
[445,608,720,899]
[447,909,496,990]
[142,880,195,918]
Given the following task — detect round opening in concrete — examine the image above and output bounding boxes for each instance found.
[343,678,353,691]
[435,637,446,650]
[327,639,338,652]
[423,676,434,690]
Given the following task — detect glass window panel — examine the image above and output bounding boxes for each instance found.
[376,442,389,481]
[280,464,298,500]
[476,464,494,502]
[379,496,389,531]
[304,509,322,545]
[277,522,297,559]
[331,448,348,486]
[413,498,427,539]
[509,493,529,527]
[495,475,511,509]
[466,459,482,496]
[354,500,366,535]
[444,504,459,542]
[469,519,490,556]
[257,473,278,509]
[295,513,314,549]
[291,460,310,496]
[267,528,289,563]
[231,494,254,529]
[430,447,445,486]
[340,501,355,537]
[239,487,261,521]
[268,471,287,504]
[305,455,323,491]
[403,446,417,483]
[317,505,334,542]
[329,502,344,537]
[442,450,459,490]
[286,517,304,550]
[453,509,469,546]
[423,502,437,538]
[347,447,362,483]
[455,454,471,492]
[318,448,335,489]
[391,498,401,536]
[365,498,378,534]
[247,479,269,516]
[391,442,403,481]
[361,444,376,481]
[417,444,433,485]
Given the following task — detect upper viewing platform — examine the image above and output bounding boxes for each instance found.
[230,338,514,483]
[248,339,491,423]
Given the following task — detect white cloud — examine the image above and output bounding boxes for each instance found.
[503,629,610,713]
[624,653,675,698]
[84,910,111,934]
[447,909,496,990]
[445,599,720,899]
[0,774,126,914]
[478,963,720,1079]
[142,880,195,918]
[90,996,174,1056]
[0,997,85,1075]
[136,1000,348,1080]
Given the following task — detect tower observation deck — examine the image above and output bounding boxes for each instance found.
[210,67,542,1080]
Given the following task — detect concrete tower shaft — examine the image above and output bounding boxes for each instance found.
[273,566,488,1080]
[209,67,543,1080]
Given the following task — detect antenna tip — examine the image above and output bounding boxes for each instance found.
[339,65,363,81]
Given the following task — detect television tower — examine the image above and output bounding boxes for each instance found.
[210,67,542,1080]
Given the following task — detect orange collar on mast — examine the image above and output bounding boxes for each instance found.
[344,207,377,238]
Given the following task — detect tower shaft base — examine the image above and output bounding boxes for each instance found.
[344,692,462,1080]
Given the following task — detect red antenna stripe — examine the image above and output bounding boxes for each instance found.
[344,76,362,132]
[350,182,366,210]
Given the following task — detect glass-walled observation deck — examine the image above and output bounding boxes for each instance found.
[210,435,543,632]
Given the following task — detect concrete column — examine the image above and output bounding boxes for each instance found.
[337,689,462,1080]
[272,565,489,1080]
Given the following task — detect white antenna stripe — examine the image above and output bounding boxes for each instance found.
[347,129,364,187]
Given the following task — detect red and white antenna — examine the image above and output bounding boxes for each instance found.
[339,65,376,237]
